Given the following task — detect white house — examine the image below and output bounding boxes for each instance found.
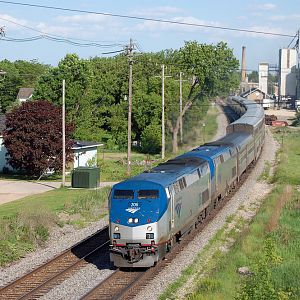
[17,88,34,102]
[72,140,103,168]
[0,114,9,172]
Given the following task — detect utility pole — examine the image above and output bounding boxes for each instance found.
[177,72,188,143]
[296,29,300,99]
[162,64,165,160]
[62,79,66,187]
[179,72,183,143]
[126,38,134,175]
[156,64,171,160]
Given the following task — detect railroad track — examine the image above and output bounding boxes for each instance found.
[81,163,255,300]
[82,269,145,300]
[0,160,256,300]
[0,225,110,300]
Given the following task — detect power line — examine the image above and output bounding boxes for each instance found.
[0,16,125,47]
[1,35,126,51]
[0,0,295,38]
[287,34,297,48]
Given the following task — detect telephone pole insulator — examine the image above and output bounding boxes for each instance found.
[0,26,5,37]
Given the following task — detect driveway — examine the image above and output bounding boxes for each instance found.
[0,180,116,205]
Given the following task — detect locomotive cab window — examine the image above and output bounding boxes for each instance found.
[138,190,159,199]
[113,190,134,199]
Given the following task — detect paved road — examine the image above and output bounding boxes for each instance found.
[0,181,116,205]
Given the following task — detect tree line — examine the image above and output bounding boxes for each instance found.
[0,41,239,156]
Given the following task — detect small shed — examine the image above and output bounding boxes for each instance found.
[17,88,34,102]
[72,140,103,168]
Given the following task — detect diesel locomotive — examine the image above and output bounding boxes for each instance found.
[108,96,265,268]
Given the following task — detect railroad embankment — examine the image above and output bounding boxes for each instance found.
[158,128,300,300]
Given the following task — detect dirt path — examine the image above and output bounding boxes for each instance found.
[0,181,116,205]
[210,104,228,141]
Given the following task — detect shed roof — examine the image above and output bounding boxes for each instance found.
[17,88,34,99]
[71,140,103,150]
[240,88,270,99]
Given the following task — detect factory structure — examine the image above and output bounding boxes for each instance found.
[239,45,300,110]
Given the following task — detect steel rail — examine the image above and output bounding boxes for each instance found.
[0,225,109,300]
[80,161,256,300]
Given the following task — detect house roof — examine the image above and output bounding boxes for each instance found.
[240,88,270,99]
[17,88,34,100]
[71,140,104,150]
[0,114,5,134]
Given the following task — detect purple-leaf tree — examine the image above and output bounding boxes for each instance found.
[3,100,74,177]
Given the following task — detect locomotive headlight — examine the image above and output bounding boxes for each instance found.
[128,218,133,223]
[114,226,119,232]
[134,218,139,223]
[147,226,153,232]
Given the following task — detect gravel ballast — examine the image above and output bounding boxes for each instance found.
[0,218,108,288]
[133,129,278,300]
[0,111,277,300]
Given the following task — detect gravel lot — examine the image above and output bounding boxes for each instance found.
[266,107,296,125]
[0,109,277,300]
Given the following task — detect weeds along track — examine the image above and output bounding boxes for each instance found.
[81,163,255,300]
[0,226,109,300]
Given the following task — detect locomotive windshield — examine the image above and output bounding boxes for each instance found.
[138,190,159,199]
[113,190,134,199]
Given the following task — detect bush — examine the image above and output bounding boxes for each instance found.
[0,206,57,266]
[140,124,161,154]
[291,112,300,126]
[235,238,284,300]
[64,187,111,220]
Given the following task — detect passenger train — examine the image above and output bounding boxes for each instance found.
[108,96,265,268]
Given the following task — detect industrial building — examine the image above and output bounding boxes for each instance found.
[278,48,297,102]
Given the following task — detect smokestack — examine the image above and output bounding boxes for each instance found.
[241,46,247,82]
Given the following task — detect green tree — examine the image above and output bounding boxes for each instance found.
[248,71,259,83]
[0,62,22,112]
[34,54,96,140]
[140,123,161,154]
[0,59,49,113]
[165,41,239,153]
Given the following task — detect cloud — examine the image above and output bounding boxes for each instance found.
[235,25,288,39]
[257,3,276,10]
[56,14,109,25]
[268,14,300,21]
[135,16,222,33]
[0,14,29,31]
[36,22,79,37]
[54,13,126,37]
[131,6,184,18]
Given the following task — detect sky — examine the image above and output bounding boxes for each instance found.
[0,0,299,71]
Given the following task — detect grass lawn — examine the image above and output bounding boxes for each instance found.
[160,128,300,300]
[0,188,95,218]
[0,186,111,266]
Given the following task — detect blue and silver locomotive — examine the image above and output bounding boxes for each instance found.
[109,96,265,268]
